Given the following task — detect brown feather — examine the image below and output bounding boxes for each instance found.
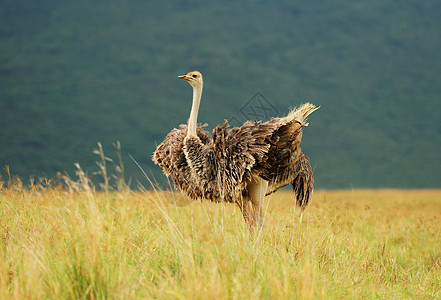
[153,121,274,202]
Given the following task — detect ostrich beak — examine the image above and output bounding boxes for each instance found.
[178,75,187,80]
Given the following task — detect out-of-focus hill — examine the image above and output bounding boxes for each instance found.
[1,1,440,188]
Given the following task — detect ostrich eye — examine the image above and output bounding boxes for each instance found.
[192,74,197,78]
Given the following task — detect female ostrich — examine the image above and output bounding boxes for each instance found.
[153,71,317,227]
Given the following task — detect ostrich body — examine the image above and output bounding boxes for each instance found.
[153,71,317,227]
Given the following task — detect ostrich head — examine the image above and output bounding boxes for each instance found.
[178,71,203,88]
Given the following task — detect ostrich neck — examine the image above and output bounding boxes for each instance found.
[187,84,202,137]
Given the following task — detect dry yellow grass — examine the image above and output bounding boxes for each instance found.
[1,187,440,299]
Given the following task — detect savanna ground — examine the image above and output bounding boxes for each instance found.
[1,179,440,299]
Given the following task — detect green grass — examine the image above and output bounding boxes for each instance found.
[1,186,440,299]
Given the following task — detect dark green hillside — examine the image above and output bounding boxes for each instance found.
[1,1,440,188]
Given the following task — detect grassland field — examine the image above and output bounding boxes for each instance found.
[1,184,440,299]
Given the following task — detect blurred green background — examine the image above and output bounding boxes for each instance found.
[1,1,440,189]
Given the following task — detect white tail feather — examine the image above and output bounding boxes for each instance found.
[286,102,319,126]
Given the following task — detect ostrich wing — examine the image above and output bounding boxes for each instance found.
[254,103,317,207]
[153,124,211,200]
[290,152,314,207]
[259,119,303,179]
[255,103,317,182]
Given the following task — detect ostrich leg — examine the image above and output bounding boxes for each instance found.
[238,201,253,227]
[239,175,268,228]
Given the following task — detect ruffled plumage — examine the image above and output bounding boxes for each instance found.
[153,121,275,202]
[153,103,317,206]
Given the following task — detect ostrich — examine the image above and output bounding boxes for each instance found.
[153,71,318,227]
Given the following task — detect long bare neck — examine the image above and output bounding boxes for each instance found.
[187,83,202,137]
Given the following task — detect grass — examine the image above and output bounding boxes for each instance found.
[1,184,440,299]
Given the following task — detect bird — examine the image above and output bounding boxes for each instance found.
[153,71,318,228]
